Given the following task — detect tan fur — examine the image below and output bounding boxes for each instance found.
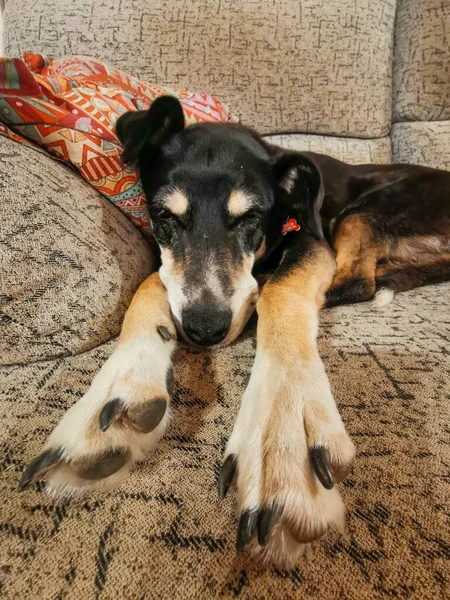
[161,188,189,216]
[223,240,354,564]
[222,254,259,344]
[330,213,382,293]
[330,218,450,299]
[330,215,450,304]
[376,237,450,276]
[258,243,352,510]
[119,272,175,345]
[257,242,336,366]
[160,243,259,346]
[390,235,449,264]
[227,189,254,217]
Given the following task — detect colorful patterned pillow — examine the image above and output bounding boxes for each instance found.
[0,54,237,236]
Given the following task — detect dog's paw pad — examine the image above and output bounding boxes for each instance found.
[72,448,130,480]
[127,399,167,433]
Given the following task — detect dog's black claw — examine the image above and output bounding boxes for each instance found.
[309,446,334,490]
[18,447,63,490]
[99,398,124,432]
[236,509,258,553]
[218,455,237,499]
[157,325,173,342]
[257,505,279,546]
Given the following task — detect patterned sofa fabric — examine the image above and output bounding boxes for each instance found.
[4,0,396,137]
[264,134,392,164]
[393,0,450,122]
[0,136,154,366]
[1,0,450,598]
[391,121,450,170]
[1,286,450,599]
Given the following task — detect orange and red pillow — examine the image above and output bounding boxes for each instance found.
[0,54,237,236]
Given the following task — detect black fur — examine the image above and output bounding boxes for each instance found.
[116,96,450,327]
[116,98,325,277]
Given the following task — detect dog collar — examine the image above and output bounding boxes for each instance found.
[282,217,301,235]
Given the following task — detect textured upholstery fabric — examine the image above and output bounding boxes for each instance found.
[4,0,396,137]
[265,134,392,164]
[1,0,450,598]
[393,0,450,122]
[1,287,450,598]
[0,136,154,365]
[391,121,450,170]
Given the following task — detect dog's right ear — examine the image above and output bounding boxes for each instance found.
[271,152,324,240]
[116,96,185,164]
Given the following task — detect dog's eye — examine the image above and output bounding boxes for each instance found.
[156,209,177,221]
[154,209,190,230]
[151,208,186,246]
[228,210,262,230]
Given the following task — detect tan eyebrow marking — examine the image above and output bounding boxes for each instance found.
[228,190,255,217]
[162,189,189,216]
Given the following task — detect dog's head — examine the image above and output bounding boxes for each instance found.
[116,96,323,347]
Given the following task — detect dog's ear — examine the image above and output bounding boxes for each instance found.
[271,152,324,239]
[116,96,185,164]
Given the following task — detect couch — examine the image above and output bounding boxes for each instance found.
[1,1,449,598]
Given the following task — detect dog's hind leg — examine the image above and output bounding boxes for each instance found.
[373,254,450,307]
[325,213,387,307]
[18,272,177,498]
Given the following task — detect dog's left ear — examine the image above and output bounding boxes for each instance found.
[116,95,185,164]
[271,153,324,239]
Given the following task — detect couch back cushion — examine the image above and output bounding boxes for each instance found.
[391,122,450,170]
[4,0,395,137]
[0,136,154,366]
[265,134,391,164]
[393,0,450,122]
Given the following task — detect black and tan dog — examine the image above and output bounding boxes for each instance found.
[19,97,450,564]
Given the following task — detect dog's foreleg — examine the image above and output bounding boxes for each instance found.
[19,273,177,497]
[219,238,356,565]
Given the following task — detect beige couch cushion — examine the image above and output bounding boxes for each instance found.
[391,121,450,170]
[4,0,395,137]
[265,134,391,164]
[393,0,450,122]
[0,136,154,365]
[1,281,450,598]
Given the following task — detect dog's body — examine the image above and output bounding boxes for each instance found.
[303,153,450,307]
[19,97,450,565]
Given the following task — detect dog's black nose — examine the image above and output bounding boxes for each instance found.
[182,305,232,346]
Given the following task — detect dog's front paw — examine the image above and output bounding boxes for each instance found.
[218,357,355,565]
[19,328,176,498]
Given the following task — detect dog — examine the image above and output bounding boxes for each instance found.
[18,96,450,564]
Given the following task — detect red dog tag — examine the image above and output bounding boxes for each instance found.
[282,217,301,235]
